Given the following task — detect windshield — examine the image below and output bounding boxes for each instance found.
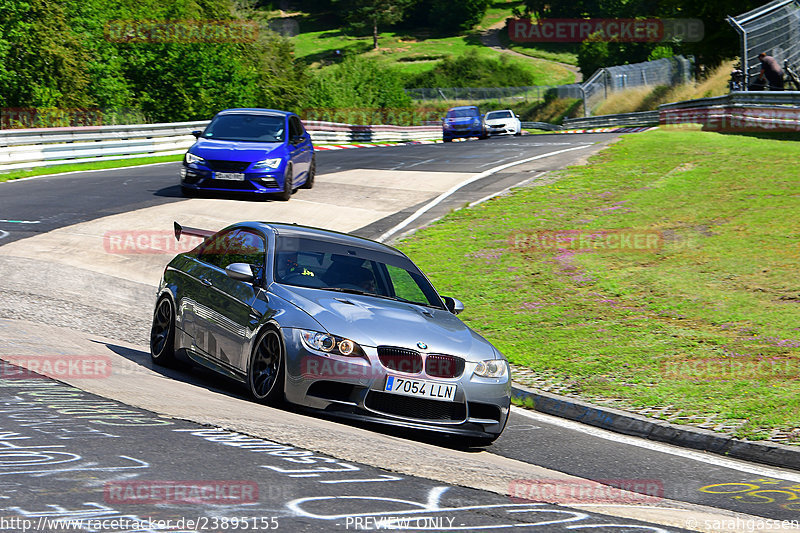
[274,236,444,308]
[486,111,512,119]
[446,108,479,119]
[202,114,285,142]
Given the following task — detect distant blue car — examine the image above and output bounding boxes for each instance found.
[442,105,486,142]
[180,108,315,201]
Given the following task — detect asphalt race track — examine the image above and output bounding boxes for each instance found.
[1,133,798,533]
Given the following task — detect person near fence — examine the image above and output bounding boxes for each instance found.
[758,53,784,90]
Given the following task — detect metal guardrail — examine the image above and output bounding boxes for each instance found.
[0,120,442,173]
[556,92,800,130]
[659,91,800,110]
[520,121,562,131]
[659,93,800,131]
[562,110,660,129]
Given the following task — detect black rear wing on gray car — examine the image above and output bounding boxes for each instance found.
[174,221,215,242]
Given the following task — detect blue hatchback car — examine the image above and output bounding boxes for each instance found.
[180,108,315,201]
[442,105,486,142]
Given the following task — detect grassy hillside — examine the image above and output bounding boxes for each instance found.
[398,128,800,442]
[274,2,576,86]
[497,28,579,66]
[592,60,734,115]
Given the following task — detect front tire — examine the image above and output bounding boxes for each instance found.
[277,166,293,201]
[247,327,285,403]
[150,297,176,365]
[300,158,315,189]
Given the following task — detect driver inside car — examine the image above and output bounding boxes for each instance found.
[280,251,315,278]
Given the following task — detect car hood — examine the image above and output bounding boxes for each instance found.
[271,284,497,361]
[485,117,513,125]
[192,139,284,161]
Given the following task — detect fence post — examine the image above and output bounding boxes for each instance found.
[580,85,589,117]
[728,16,749,90]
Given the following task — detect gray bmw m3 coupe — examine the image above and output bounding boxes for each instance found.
[150,222,510,444]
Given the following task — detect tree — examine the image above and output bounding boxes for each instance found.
[0,0,92,109]
[0,0,310,124]
[429,0,490,33]
[336,0,413,49]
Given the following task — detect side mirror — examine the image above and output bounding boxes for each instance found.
[442,296,464,315]
[191,130,202,139]
[225,263,255,283]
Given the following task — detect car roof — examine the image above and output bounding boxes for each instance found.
[232,222,405,256]
[486,109,513,113]
[447,105,479,111]
[216,108,293,117]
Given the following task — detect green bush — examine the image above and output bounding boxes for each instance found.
[408,50,535,88]
[306,56,412,109]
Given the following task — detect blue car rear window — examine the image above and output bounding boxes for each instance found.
[203,114,286,142]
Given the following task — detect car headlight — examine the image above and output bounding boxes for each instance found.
[473,359,507,378]
[184,152,205,165]
[443,122,452,129]
[251,158,282,170]
[473,119,481,126]
[299,330,365,357]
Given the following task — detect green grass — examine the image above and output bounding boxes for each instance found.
[497,28,579,66]
[397,127,800,441]
[288,9,575,86]
[476,0,525,30]
[0,154,183,183]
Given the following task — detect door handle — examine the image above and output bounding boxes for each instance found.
[200,277,213,286]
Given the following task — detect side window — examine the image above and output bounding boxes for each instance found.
[289,116,304,142]
[197,229,266,271]
[386,265,428,303]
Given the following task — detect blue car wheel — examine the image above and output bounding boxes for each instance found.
[300,157,315,189]
[278,165,293,201]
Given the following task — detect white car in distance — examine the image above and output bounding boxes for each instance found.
[483,110,522,136]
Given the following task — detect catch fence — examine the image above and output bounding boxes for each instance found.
[405,55,694,116]
[727,0,800,89]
